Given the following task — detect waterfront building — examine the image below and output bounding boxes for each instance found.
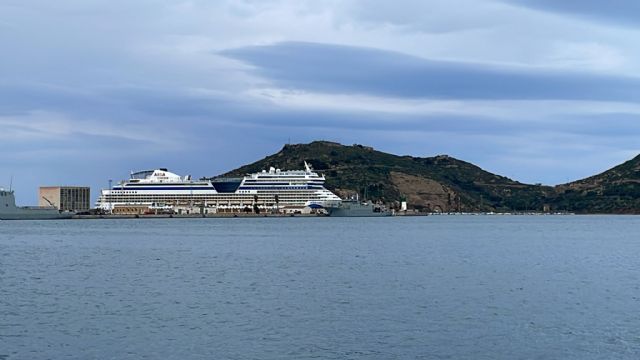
[39,186,91,212]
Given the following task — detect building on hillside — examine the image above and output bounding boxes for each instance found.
[39,186,91,212]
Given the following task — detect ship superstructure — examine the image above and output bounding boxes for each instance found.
[96,162,342,213]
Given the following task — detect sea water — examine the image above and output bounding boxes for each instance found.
[1,216,639,359]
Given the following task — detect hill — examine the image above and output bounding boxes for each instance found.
[221,141,554,212]
[551,155,640,213]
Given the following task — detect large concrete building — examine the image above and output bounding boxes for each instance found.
[39,186,91,212]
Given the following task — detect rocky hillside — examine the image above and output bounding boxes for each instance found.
[551,155,640,213]
[220,141,640,213]
[221,141,554,212]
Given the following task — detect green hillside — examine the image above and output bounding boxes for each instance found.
[222,141,553,212]
[552,155,640,213]
[220,141,640,213]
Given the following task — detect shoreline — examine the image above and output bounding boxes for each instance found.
[70,212,581,220]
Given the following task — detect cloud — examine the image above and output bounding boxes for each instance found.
[1,0,640,203]
[504,0,640,27]
[222,42,640,101]
[348,0,502,34]
[543,42,627,71]
[0,110,192,167]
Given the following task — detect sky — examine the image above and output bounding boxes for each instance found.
[1,0,639,204]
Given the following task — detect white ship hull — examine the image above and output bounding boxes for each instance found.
[96,164,343,212]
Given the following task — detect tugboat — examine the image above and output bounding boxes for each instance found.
[0,189,74,220]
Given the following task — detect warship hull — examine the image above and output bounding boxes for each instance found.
[0,190,74,220]
[327,201,393,217]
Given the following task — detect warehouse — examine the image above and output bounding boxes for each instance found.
[39,186,90,212]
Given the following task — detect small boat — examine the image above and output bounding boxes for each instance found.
[0,189,74,220]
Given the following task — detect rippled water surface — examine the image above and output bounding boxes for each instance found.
[1,216,640,359]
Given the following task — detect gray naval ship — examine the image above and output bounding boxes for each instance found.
[0,189,74,220]
[327,199,393,217]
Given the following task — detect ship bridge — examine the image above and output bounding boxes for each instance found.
[130,169,186,183]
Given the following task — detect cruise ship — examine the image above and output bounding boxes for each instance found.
[96,162,342,213]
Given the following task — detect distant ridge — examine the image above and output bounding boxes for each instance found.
[221,141,640,214]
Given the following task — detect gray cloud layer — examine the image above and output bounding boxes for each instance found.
[222,42,640,101]
[506,0,640,26]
